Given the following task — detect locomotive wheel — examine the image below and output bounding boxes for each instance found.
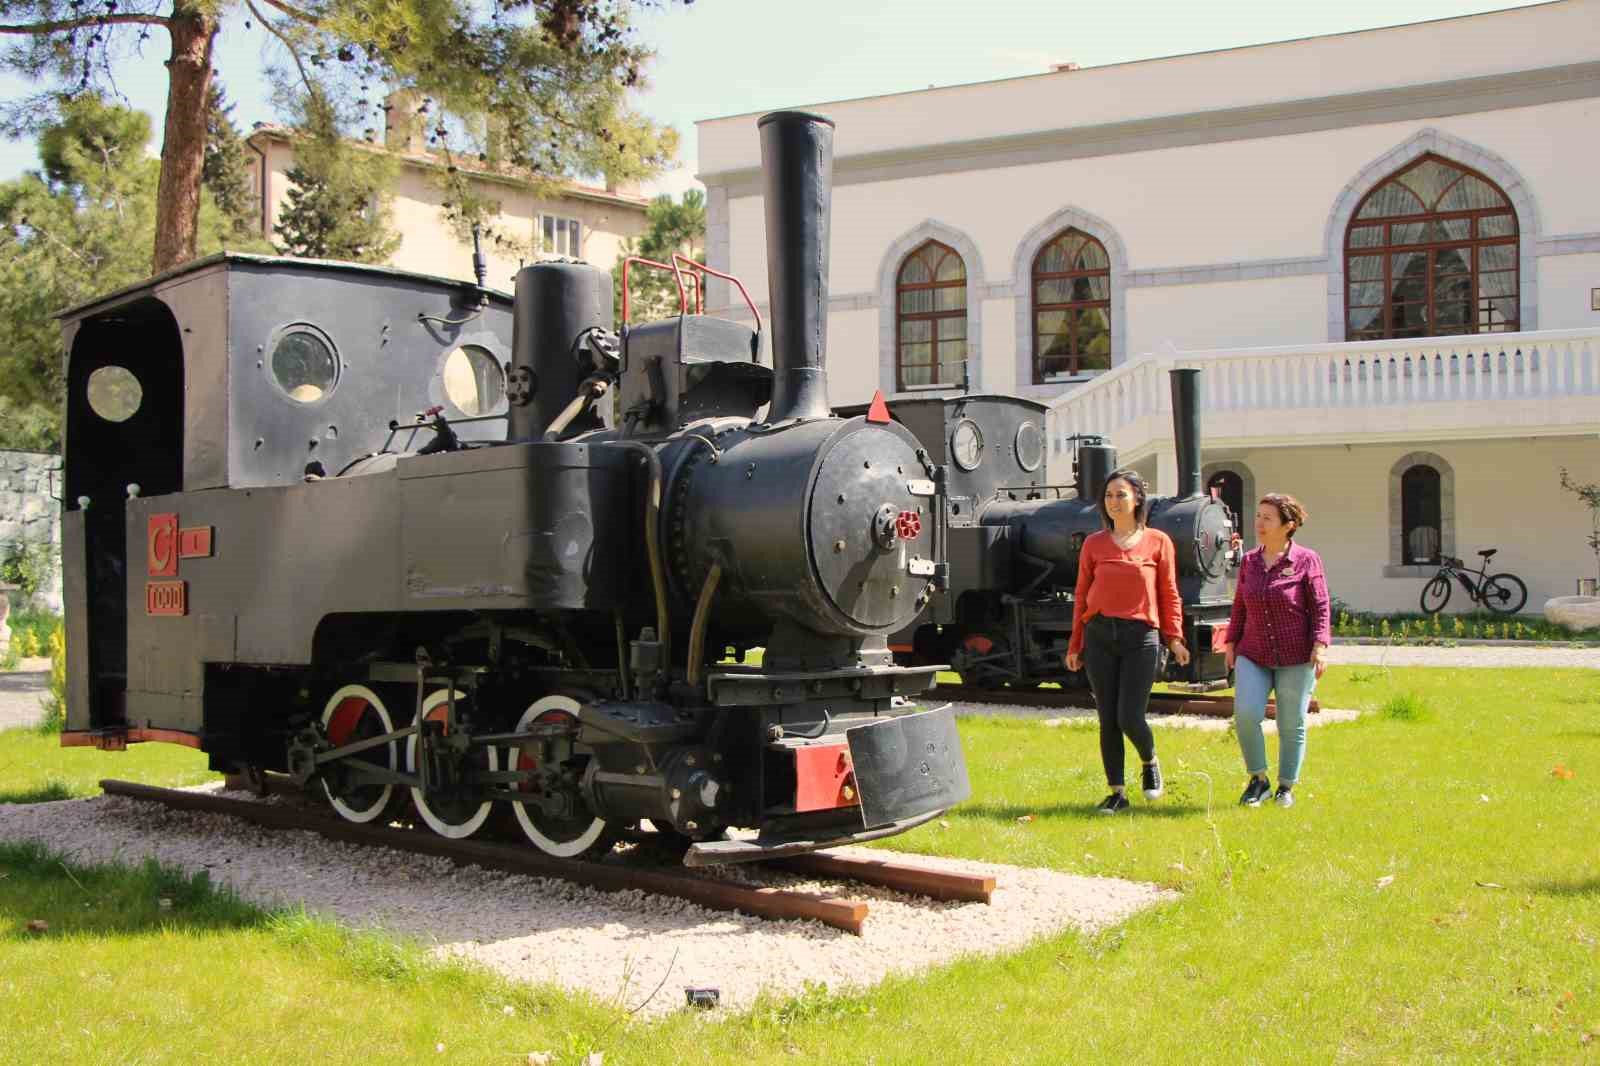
[504,695,616,860]
[320,684,399,824]
[405,689,499,839]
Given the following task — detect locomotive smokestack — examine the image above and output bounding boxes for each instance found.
[1169,367,1202,498]
[758,110,835,424]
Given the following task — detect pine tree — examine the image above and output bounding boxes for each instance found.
[272,90,399,262]
[203,82,261,242]
[613,189,707,324]
[1,0,684,274]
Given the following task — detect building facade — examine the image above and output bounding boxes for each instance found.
[696,0,1600,613]
[244,125,652,291]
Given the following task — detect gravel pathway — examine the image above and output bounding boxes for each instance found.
[0,789,1172,1017]
[0,657,50,730]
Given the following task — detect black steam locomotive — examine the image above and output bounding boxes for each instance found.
[59,111,968,865]
[850,373,1240,688]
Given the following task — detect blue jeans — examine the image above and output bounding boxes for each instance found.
[1233,654,1316,785]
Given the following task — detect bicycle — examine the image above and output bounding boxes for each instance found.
[1418,549,1528,615]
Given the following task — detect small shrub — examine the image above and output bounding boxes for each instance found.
[1380,691,1433,722]
[0,542,58,603]
[36,622,66,734]
[0,644,17,672]
[12,628,39,658]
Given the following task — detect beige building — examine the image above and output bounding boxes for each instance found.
[697,0,1600,614]
[244,122,651,291]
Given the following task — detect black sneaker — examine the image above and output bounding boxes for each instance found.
[1239,777,1272,807]
[1274,784,1295,809]
[1096,792,1130,814]
[1141,759,1164,800]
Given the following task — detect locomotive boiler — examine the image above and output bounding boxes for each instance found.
[59,110,968,865]
[855,371,1239,688]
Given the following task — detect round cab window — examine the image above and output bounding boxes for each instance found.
[951,418,984,471]
[86,366,142,422]
[1015,420,1044,472]
[270,325,339,404]
[442,345,505,415]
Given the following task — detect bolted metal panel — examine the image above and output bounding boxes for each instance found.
[847,705,970,829]
[758,111,834,424]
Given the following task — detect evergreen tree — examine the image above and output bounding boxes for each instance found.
[613,189,707,324]
[1,0,684,274]
[272,90,398,262]
[203,82,261,242]
[0,93,269,451]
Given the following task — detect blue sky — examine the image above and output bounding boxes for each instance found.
[0,0,1551,193]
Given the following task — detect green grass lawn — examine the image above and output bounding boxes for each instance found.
[1,665,1597,1064]
[0,726,217,803]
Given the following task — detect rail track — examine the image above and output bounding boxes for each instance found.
[936,684,1320,718]
[98,780,992,935]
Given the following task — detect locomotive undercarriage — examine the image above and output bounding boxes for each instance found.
[219,613,958,866]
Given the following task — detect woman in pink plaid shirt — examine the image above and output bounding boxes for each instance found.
[1220,493,1331,809]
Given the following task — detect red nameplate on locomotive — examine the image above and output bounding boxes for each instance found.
[148,513,179,576]
[179,526,213,559]
[146,580,187,617]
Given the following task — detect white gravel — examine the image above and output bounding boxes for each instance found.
[0,787,1172,1017]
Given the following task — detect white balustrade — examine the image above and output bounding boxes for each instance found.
[1047,328,1600,466]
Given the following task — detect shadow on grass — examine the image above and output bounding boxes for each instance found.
[1528,878,1600,898]
[0,782,76,805]
[0,840,270,939]
[954,800,1210,823]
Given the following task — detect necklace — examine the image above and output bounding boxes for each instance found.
[1112,526,1142,549]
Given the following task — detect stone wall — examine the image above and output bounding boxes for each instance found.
[0,449,63,616]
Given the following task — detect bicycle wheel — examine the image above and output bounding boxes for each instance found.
[1419,574,1452,614]
[1482,573,1528,615]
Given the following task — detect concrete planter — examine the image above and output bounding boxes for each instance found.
[1544,595,1600,633]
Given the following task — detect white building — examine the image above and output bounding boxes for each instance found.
[696,0,1600,613]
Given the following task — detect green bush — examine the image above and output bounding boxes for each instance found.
[0,542,58,602]
[36,622,66,734]
[1379,691,1433,722]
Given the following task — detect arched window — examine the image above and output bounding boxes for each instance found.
[1401,464,1442,564]
[896,241,967,389]
[1032,228,1110,383]
[1345,154,1519,341]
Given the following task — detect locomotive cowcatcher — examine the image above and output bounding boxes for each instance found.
[58,111,970,865]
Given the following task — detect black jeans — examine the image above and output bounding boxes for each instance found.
[1082,614,1161,788]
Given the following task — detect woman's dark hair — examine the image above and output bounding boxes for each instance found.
[1259,492,1309,538]
[1098,468,1150,529]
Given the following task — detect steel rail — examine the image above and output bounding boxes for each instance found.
[99,780,869,935]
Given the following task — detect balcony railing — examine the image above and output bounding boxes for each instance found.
[1047,328,1600,469]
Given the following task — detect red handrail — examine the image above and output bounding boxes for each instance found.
[619,254,763,341]
[621,255,691,324]
[671,254,762,338]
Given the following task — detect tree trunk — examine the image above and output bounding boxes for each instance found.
[151,4,219,275]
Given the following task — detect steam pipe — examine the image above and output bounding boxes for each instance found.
[757,110,835,424]
[1169,368,1202,499]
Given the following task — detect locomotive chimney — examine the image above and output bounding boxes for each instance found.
[758,110,835,424]
[1169,367,1202,498]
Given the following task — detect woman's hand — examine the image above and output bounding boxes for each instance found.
[1066,652,1083,672]
[1168,639,1190,667]
[1221,641,1236,671]
[1311,643,1328,679]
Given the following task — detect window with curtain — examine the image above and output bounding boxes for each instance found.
[1345,155,1519,341]
[896,241,967,390]
[1032,228,1111,383]
[1401,464,1443,564]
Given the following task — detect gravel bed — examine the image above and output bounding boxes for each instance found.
[0,788,1172,1017]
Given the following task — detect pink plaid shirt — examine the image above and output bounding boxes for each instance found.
[1224,541,1332,668]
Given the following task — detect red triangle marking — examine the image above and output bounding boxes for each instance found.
[866,390,891,424]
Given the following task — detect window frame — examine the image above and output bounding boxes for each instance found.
[894,240,968,392]
[1031,228,1112,384]
[1400,464,1443,566]
[538,213,583,258]
[1343,155,1519,342]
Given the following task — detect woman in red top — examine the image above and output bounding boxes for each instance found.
[1065,469,1189,814]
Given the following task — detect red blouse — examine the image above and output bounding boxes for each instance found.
[1067,528,1185,657]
